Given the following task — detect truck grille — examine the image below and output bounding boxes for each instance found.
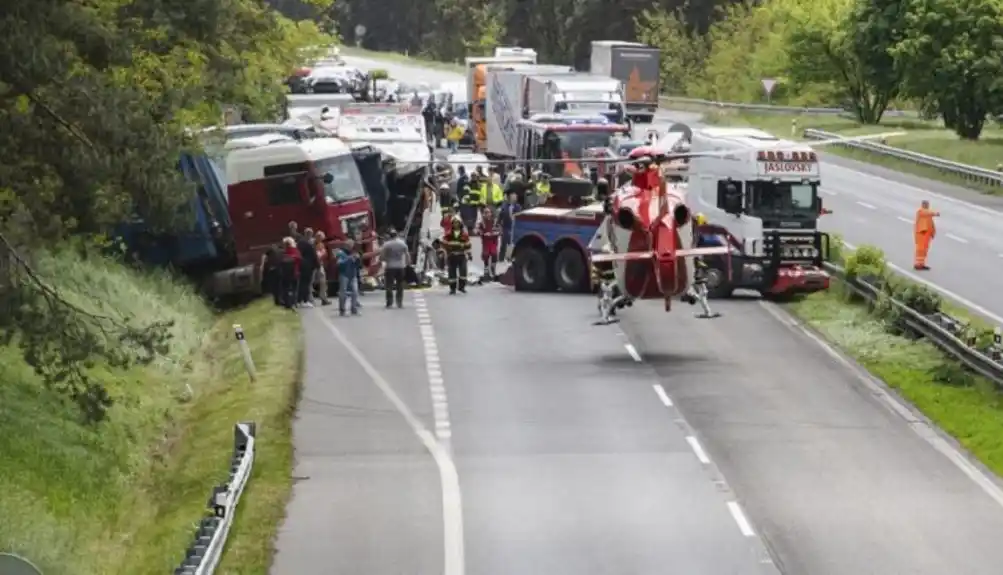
[340,212,369,240]
[763,231,827,265]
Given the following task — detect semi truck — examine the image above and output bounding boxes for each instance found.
[118,129,384,297]
[464,56,537,150]
[590,40,661,124]
[686,125,831,299]
[523,73,626,125]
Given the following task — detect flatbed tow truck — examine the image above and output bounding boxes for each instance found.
[686,125,831,299]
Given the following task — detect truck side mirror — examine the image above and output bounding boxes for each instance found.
[322,173,334,185]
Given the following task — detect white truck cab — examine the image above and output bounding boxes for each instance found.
[337,104,431,174]
[525,73,626,125]
[687,127,823,257]
[494,46,538,62]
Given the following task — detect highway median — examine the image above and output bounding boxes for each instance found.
[782,238,1003,477]
[0,250,302,574]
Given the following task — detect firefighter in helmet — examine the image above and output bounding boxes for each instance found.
[443,218,472,294]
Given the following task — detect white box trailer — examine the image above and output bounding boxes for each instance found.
[525,73,625,123]
[484,65,576,158]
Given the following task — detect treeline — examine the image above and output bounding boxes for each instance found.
[640,0,1003,139]
[0,0,334,422]
[314,0,1003,140]
[315,0,730,70]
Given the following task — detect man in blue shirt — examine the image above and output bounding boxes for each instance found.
[497,192,522,262]
[334,240,360,316]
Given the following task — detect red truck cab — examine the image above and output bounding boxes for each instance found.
[224,135,379,285]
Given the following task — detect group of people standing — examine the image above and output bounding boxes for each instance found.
[261,221,363,316]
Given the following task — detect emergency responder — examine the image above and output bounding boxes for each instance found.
[422,98,437,146]
[498,191,521,262]
[693,213,725,247]
[914,200,939,270]
[443,218,472,294]
[488,173,505,207]
[475,206,500,281]
[533,171,551,205]
[595,177,610,203]
[460,174,484,229]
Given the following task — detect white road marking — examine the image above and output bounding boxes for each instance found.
[820,189,836,195]
[856,201,876,210]
[315,309,464,575]
[624,343,642,362]
[896,216,912,224]
[727,501,756,537]
[946,233,969,244]
[842,241,1003,325]
[686,436,711,464]
[652,384,673,407]
[759,300,1003,512]
[829,164,1002,216]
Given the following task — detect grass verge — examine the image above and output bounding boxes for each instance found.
[785,240,1003,475]
[693,106,1003,195]
[0,250,302,575]
[340,46,464,73]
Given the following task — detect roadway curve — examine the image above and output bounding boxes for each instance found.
[270,55,1003,575]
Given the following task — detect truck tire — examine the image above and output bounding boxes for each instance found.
[639,114,655,124]
[513,247,551,291]
[553,247,588,292]
[703,265,733,299]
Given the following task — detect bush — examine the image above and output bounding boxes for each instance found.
[892,282,942,315]
[932,361,976,387]
[844,244,886,282]
[825,233,845,264]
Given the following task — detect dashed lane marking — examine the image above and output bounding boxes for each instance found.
[414,292,452,441]
[896,216,912,224]
[946,233,969,244]
[624,343,642,362]
[652,384,673,407]
[686,436,711,464]
[727,501,756,537]
[856,201,876,209]
[315,309,465,575]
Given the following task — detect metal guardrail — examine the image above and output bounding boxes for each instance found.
[823,262,1003,386]
[658,95,918,118]
[803,128,1003,187]
[174,422,257,575]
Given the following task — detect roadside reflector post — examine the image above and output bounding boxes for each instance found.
[233,324,256,381]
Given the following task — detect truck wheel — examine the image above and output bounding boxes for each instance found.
[704,266,733,299]
[513,247,551,291]
[640,114,655,124]
[553,247,588,292]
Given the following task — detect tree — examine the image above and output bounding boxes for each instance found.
[891,0,1003,139]
[781,0,900,123]
[0,0,336,422]
[635,7,708,96]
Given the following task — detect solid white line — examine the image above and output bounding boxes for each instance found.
[896,216,912,224]
[856,201,876,209]
[946,233,969,244]
[758,300,1003,512]
[315,312,464,574]
[727,501,755,537]
[842,241,1003,325]
[652,384,673,407]
[686,436,711,464]
[624,343,642,362]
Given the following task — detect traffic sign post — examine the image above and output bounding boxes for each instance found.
[354,24,366,47]
[761,78,777,104]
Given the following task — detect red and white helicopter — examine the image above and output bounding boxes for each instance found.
[587,125,904,325]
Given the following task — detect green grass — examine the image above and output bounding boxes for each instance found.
[788,284,1003,475]
[340,46,465,73]
[0,250,303,574]
[693,106,1003,195]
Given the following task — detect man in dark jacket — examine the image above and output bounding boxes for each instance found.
[297,229,320,306]
[497,192,522,262]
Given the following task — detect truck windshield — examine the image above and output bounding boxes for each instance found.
[551,130,616,159]
[746,181,818,219]
[315,155,366,203]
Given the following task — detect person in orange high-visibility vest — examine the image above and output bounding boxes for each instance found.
[914,200,940,270]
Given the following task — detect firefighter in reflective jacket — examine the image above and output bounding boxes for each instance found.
[444,219,472,294]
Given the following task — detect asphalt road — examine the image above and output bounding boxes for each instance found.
[341,54,1003,326]
[270,55,1003,575]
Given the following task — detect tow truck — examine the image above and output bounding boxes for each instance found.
[686,125,831,299]
[507,179,604,293]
